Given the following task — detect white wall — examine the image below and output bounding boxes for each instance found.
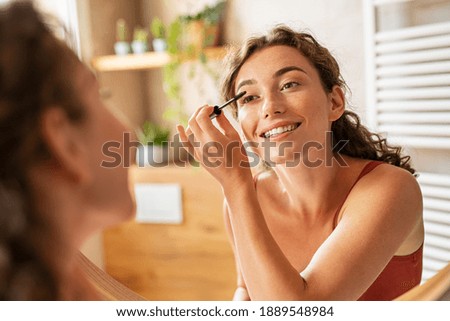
[142,0,366,126]
[226,0,366,116]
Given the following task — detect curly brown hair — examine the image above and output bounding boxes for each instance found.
[221,25,415,174]
[0,1,85,299]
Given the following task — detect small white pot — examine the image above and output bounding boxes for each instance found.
[114,41,130,55]
[131,40,148,54]
[137,144,169,167]
[152,38,167,52]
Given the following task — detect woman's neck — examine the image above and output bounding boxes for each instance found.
[28,166,97,299]
[272,153,349,219]
[32,203,102,300]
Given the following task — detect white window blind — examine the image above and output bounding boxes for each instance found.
[418,172,450,281]
[364,3,450,148]
[364,0,450,281]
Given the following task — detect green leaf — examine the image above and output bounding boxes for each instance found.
[199,52,207,64]
[150,17,165,38]
[138,121,170,146]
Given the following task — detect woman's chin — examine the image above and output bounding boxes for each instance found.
[119,197,137,222]
[103,199,136,228]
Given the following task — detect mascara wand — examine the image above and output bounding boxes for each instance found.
[209,91,246,120]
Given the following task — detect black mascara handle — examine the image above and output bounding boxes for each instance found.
[209,91,246,120]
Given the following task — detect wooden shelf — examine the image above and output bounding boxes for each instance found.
[91,46,227,72]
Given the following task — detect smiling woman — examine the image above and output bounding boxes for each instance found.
[176,26,424,301]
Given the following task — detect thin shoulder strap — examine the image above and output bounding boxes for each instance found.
[333,161,384,228]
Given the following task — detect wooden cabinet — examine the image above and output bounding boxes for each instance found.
[102,166,236,300]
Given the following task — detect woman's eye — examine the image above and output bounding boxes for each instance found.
[281,82,299,90]
[241,95,257,104]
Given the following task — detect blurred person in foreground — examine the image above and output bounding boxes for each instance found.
[0,1,135,300]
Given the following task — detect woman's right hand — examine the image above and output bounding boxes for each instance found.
[176,105,253,189]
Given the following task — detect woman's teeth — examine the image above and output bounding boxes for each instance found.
[263,123,300,138]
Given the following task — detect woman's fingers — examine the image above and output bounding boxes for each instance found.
[215,112,240,139]
[176,124,197,159]
[195,105,218,134]
[179,105,244,163]
[187,105,206,139]
[196,105,239,143]
[176,124,188,143]
[178,105,251,184]
[190,105,228,143]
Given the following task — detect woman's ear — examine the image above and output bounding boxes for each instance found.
[328,85,345,121]
[39,107,91,185]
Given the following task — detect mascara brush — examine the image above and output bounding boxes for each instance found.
[209,91,246,120]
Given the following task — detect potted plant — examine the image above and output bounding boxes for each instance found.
[160,2,225,126]
[161,18,189,126]
[180,0,226,53]
[150,17,167,52]
[131,26,149,54]
[136,121,171,167]
[114,18,130,55]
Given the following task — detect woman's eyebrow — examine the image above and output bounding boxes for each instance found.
[236,79,256,93]
[236,66,308,92]
[273,66,308,78]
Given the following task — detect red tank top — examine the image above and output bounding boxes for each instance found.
[333,161,423,300]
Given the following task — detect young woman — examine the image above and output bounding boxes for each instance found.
[0,1,135,299]
[177,26,424,300]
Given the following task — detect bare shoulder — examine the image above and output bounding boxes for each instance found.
[351,163,422,208]
[344,162,424,254]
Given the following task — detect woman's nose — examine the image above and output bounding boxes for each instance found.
[261,93,285,118]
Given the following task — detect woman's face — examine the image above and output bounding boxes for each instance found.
[234,45,343,165]
[74,65,135,227]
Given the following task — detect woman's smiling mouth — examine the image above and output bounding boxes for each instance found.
[261,122,301,138]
